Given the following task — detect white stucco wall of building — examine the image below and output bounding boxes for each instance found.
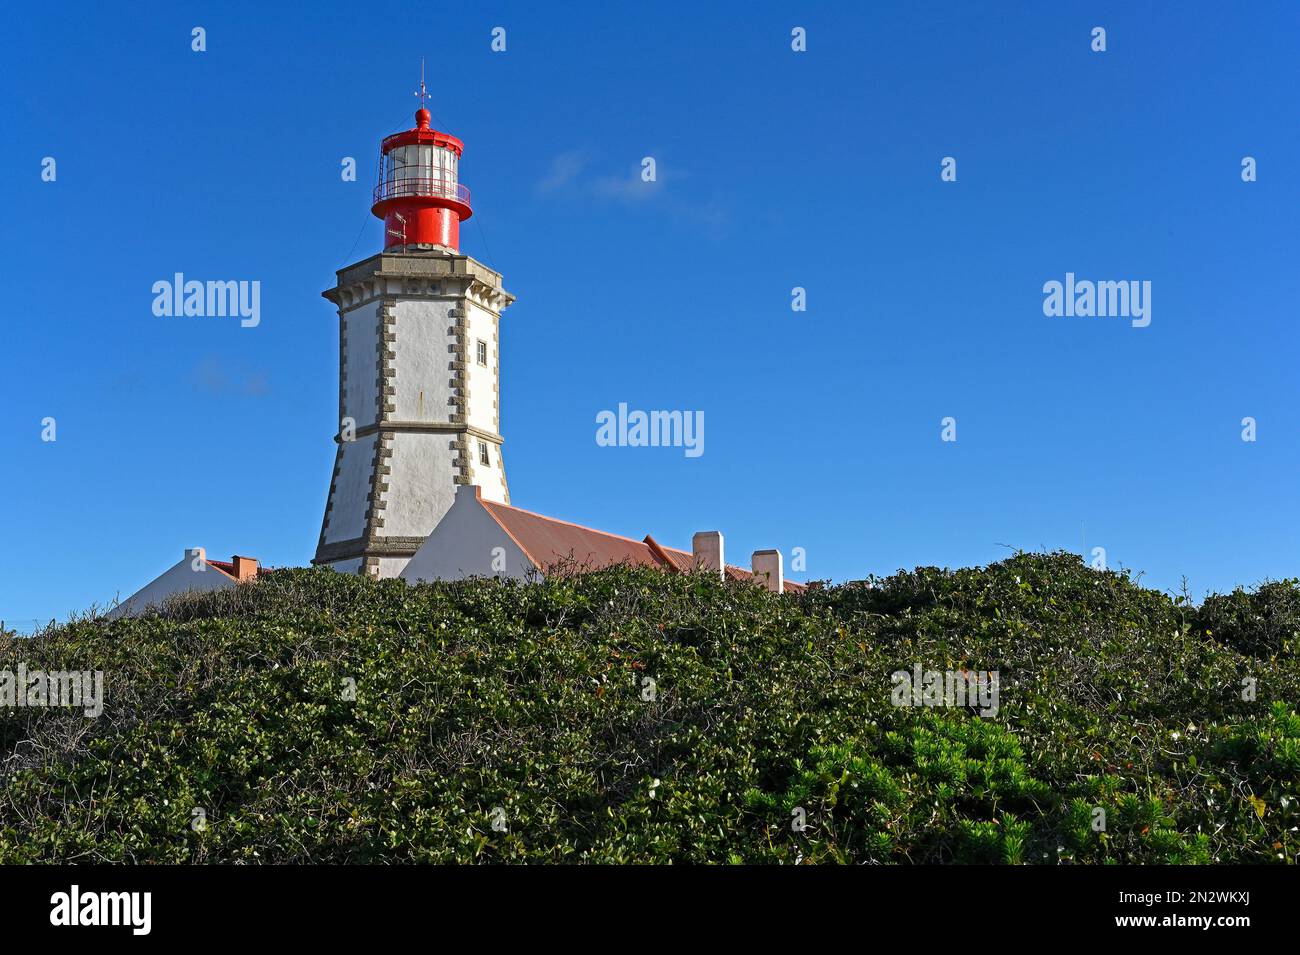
[322,433,377,545]
[342,300,381,426]
[465,301,499,433]
[464,300,507,503]
[391,298,457,421]
[381,431,459,539]
[375,557,411,578]
[321,557,365,575]
[401,486,533,584]
[469,442,508,503]
[108,548,238,619]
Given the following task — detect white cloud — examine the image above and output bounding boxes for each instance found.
[535,151,589,196]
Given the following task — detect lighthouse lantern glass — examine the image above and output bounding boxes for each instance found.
[383,144,459,199]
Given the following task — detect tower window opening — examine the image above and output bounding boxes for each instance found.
[479,442,490,466]
[476,340,488,366]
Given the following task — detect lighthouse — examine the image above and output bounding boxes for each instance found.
[314,86,514,578]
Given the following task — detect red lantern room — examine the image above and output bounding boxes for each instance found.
[372,79,472,252]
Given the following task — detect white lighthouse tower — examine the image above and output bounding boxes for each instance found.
[314,87,514,578]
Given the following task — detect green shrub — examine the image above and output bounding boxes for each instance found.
[0,553,1296,863]
[1192,580,1300,657]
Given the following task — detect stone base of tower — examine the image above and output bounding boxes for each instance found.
[316,555,415,579]
[312,250,514,579]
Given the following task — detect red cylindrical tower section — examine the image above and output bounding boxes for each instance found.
[372,108,472,251]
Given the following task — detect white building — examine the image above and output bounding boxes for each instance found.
[109,549,261,619]
[401,485,798,593]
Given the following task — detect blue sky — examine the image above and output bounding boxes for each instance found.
[2,1,1298,626]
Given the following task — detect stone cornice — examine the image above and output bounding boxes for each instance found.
[334,422,504,444]
[312,535,428,565]
[323,251,514,314]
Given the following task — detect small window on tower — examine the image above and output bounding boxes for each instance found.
[476,340,488,366]
[479,442,490,466]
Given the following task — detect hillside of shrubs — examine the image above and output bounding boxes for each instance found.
[1,553,1297,864]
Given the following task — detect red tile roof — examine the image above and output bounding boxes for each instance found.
[478,495,804,592]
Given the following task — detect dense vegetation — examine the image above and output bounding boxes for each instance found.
[1,554,1297,864]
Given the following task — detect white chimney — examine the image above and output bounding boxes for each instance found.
[751,549,783,593]
[692,531,724,579]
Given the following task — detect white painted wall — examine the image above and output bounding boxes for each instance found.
[322,432,377,545]
[108,548,237,619]
[342,300,381,426]
[401,486,533,584]
[377,293,508,536]
[321,557,365,575]
[471,441,509,503]
[376,557,411,578]
[391,298,457,421]
[381,431,459,539]
[465,301,499,433]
